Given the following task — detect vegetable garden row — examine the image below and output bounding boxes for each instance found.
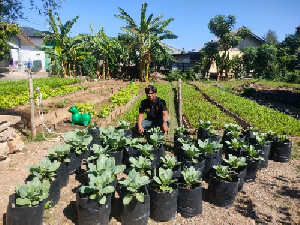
[182,82,300,136]
[0,78,84,109]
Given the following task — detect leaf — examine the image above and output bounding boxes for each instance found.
[16,198,32,206]
[136,192,145,203]
[123,194,133,205]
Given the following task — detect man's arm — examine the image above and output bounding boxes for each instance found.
[162,110,169,134]
[138,112,144,134]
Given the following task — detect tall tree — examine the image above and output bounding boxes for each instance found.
[0,0,63,22]
[43,10,79,77]
[208,15,250,81]
[0,22,19,61]
[263,29,278,45]
[115,3,177,81]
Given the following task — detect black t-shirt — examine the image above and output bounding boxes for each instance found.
[139,97,167,121]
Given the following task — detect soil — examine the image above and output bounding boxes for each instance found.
[0,80,299,224]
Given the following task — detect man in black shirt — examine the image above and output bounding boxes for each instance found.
[138,85,169,135]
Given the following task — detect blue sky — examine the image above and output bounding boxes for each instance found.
[17,0,300,51]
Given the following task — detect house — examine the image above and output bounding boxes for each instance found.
[1,27,47,73]
[170,28,265,77]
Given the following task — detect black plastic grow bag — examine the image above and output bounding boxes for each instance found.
[57,163,69,188]
[76,192,111,225]
[46,179,60,206]
[6,194,46,225]
[271,141,292,163]
[207,176,239,208]
[245,159,261,182]
[177,184,202,218]
[149,187,178,222]
[108,148,124,165]
[256,144,271,169]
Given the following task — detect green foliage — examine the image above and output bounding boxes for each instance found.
[15,177,50,207]
[255,44,278,78]
[174,126,188,134]
[224,154,247,170]
[149,133,164,148]
[27,157,60,181]
[182,143,201,163]
[0,78,82,109]
[110,83,141,107]
[80,170,116,205]
[242,87,256,97]
[100,128,127,151]
[181,167,201,189]
[166,69,183,81]
[115,3,177,81]
[199,120,212,129]
[75,102,97,117]
[99,104,111,118]
[276,134,291,143]
[225,138,245,150]
[160,154,180,169]
[88,154,125,180]
[48,143,71,163]
[213,165,234,181]
[64,129,93,154]
[198,139,222,153]
[254,132,270,146]
[242,46,257,76]
[244,145,264,161]
[119,169,150,205]
[181,83,235,129]
[0,22,19,61]
[153,168,177,193]
[134,143,154,158]
[198,84,300,135]
[129,156,152,175]
[117,120,131,130]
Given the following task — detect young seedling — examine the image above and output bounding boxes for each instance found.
[119,169,150,205]
[213,165,235,181]
[181,166,201,189]
[223,154,247,170]
[152,168,177,193]
[198,139,222,154]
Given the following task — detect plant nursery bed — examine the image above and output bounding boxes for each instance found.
[0,138,299,224]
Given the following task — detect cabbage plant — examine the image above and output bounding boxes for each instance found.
[129,156,152,175]
[198,139,222,153]
[244,145,264,161]
[152,168,177,193]
[64,129,93,154]
[27,157,60,181]
[213,165,235,181]
[48,143,71,163]
[119,169,150,205]
[15,177,50,207]
[160,154,180,169]
[224,154,247,170]
[181,167,201,189]
[182,143,201,163]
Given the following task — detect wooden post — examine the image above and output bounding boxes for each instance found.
[178,78,183,127]
[28,69,36,138]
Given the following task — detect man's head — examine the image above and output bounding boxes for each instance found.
[145,85,157,102]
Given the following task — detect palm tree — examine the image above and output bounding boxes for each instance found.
[115,3,177,81]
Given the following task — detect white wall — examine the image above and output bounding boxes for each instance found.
[11,49,45,72]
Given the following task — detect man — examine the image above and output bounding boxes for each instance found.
[138,85,169,135]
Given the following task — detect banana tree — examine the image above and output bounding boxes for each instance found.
[43,9,79,77]
[115,3,177,81]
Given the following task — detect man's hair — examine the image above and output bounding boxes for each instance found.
[145,85,157,94]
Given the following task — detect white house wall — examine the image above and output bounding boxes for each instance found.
[10,49,45,72]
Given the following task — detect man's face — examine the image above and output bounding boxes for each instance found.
[147,91,157,102]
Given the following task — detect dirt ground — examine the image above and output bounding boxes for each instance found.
[0,80,299,224]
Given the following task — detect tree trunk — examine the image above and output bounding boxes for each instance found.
[107,60,110,79]
[102,60,106,80]
[139,54,144,82]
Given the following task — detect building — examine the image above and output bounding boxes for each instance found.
[1,27,47,73]
[170,28,265,77]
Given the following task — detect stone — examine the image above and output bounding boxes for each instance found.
[7,132,24,154]
[0,127,15,142]
[0,141,9,160]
